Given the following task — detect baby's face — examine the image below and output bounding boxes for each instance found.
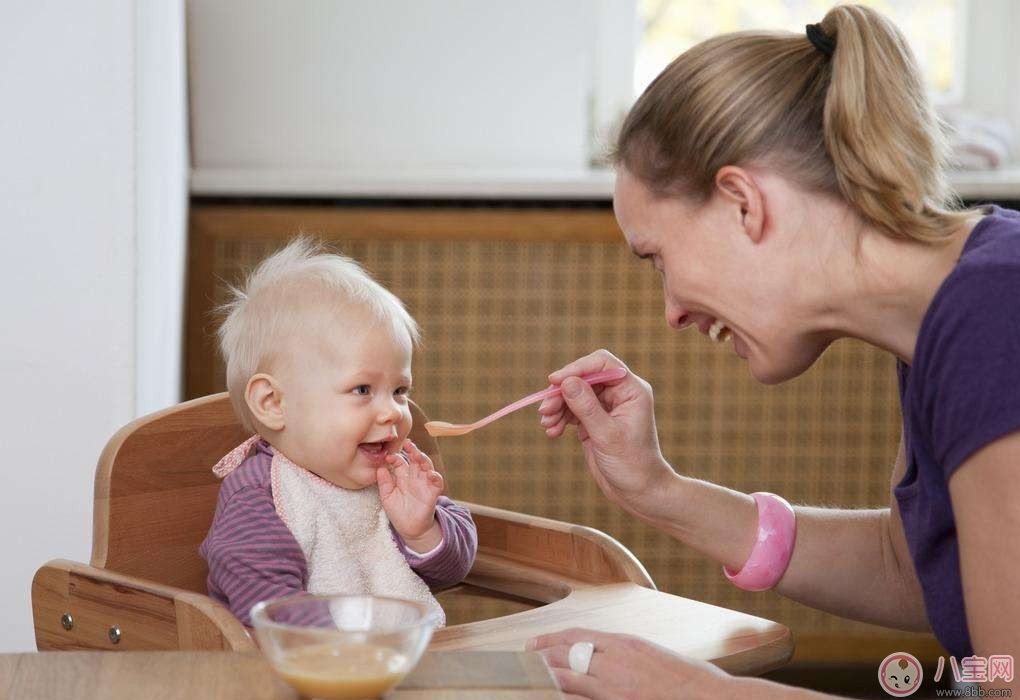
[272,315,413,489]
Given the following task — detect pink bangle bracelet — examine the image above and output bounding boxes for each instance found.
[723,492,797,592]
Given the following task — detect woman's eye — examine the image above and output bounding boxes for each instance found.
[354,385,371,396]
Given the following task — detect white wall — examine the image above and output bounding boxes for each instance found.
[0,2,187,652]
[137,0,188,416]
[187,0,633,180]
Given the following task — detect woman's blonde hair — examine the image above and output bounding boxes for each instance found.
[614,4,971,243]
[217,236,421,432]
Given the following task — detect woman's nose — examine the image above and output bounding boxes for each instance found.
[666,301,692,331]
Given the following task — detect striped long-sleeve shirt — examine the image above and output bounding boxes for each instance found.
[199,441,477,626]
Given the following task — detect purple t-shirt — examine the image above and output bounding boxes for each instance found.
[895,205,1020,657]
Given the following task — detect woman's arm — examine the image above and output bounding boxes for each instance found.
[642,433,928,632]
[650,476,928,631]
[949,429,1020,692]
[542,350,928,632]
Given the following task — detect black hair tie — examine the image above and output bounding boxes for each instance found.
[806,23,835,57]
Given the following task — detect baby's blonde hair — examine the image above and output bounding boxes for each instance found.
[217,236,421,432]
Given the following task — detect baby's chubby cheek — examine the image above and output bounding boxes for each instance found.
[398,411,413,441]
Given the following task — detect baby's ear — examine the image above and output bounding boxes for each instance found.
[245,373,285,432]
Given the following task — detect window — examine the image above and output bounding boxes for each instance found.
[635,0,965,103]
[598,0,1020,172]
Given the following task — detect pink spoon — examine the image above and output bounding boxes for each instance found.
[424,367,628,437]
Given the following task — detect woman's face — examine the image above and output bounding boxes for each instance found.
[613,166,831,384]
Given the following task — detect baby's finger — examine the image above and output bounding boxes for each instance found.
[385,452,409,468]
[428,471,444,489]
[410,456,429,479]
[390,456,411,480]
[376,467,396,499]
[410,444,430,465]
[404,439,432,465]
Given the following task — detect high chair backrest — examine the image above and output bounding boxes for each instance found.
[90,393,443,594]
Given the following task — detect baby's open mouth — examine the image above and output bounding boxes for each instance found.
[358,441,390,460]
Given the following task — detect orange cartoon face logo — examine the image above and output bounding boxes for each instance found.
[878,653,923,696]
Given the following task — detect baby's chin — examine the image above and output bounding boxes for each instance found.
[307,462,378,490]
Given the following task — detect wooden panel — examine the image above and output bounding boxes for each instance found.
[186,204,620,399]
[67,570,178,650]
[32,560,254,653]
[32,562,176,651]
[103,486,221,593]
[174,595,257,652]
[30,564,72,651]
[191,204,620,242]
[90,393,245,592]
[469,506,653,588]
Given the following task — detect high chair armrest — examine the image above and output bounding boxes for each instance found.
[460,501,655,600]
[32,559,255,652]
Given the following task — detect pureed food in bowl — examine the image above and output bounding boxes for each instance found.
[250,594,438,700]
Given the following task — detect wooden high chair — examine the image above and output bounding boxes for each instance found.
[32,393,793,675]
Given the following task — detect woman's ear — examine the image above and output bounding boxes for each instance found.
[714,166,766,244]
[245,373,285,432]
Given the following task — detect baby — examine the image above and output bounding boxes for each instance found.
[199,237,477,627]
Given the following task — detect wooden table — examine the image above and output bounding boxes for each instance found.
[0,650,561,699]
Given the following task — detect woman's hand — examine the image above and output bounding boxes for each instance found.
[379,439,445,549]
[538,349,677,516]
[526,628,734,700]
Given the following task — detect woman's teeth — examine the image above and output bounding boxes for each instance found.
[708,319,732,343]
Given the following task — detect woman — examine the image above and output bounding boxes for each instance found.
[526,5,1020,698]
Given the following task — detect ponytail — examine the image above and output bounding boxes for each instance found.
[614,4,973,244]
[819,5,966,241]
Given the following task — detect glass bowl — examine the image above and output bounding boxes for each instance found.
[250,593,439,700]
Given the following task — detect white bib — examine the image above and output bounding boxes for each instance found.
[270,450,445,626]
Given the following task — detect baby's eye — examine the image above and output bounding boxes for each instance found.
[394,386,410,397]
[353,385,371,396]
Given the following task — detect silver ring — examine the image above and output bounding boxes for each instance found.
[568,641,595,674]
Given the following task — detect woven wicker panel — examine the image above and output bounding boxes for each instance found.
[198,230,919,660]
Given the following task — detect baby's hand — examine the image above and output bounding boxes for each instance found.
[378,439,445,550]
